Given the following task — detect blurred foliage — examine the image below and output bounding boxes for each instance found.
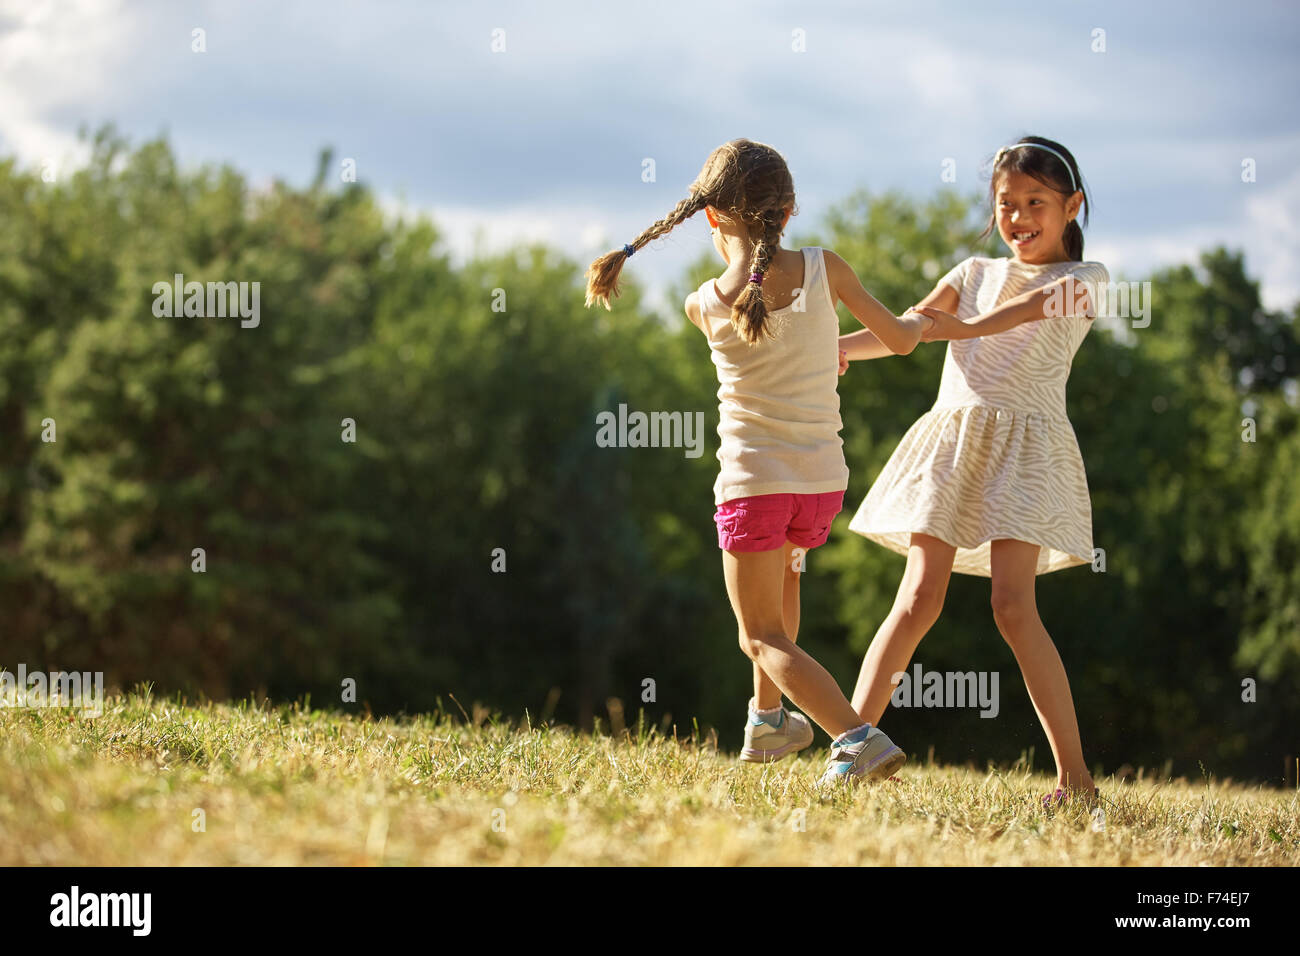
[1,134,1295,782]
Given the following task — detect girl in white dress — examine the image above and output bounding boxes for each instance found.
[839,136,1108,806]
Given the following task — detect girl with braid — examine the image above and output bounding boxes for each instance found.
[585,139,930,785]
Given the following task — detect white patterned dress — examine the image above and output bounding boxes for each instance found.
[848,256,1109,576]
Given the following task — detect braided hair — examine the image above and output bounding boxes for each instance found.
[585,139,796,345]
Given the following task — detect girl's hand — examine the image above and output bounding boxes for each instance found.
[903,307,936,336]
[838,349,849,375]
[915,306,967,342]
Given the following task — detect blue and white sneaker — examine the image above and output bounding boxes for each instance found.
[739,706,814,763]
[816,725,906,786]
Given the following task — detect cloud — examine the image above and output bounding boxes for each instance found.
[1089,168,1300,311]
[376,190,715,318]
[0,0,1293,313]
[1242,168,1300,310]
[0,0,134,166]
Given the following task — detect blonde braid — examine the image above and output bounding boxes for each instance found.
[584,192,708,309]
[730,210,783,344]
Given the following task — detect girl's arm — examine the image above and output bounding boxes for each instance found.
[840,279,959,360]
[918,275,1094,341]
[825,251,937,358]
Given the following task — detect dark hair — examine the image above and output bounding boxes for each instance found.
[584,139,796,344]
[980,135,1088,261]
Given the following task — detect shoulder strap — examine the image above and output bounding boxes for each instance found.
[696,277,732,337]
[697,277,727,319]
[804,247,834,312]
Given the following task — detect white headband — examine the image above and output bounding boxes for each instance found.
[995,143,1078,192]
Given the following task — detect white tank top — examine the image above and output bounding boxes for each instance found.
[696,246,850,505]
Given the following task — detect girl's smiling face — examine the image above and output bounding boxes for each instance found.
[995,169,1082,264]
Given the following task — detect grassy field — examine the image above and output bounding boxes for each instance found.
[2,690,1297,866]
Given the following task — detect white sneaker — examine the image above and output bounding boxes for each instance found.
[740,706,815,763]
[816,725,906,786]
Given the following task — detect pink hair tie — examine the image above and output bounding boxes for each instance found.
[748,272,764,285]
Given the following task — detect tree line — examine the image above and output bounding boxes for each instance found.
[2,132,1295,782]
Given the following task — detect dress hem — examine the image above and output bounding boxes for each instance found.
[850,522,1091,577]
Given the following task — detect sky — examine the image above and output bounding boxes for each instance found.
[2,0,1297,316]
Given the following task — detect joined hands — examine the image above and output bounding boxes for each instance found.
[911,305,967,342]
[839,305,965,375]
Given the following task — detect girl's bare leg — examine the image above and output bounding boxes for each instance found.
[753,540,803,711]
[723,546,861,737]
[850,533,957,726]
[989,538,1094,791]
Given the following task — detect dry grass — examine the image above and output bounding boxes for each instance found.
[2,691,1297,866]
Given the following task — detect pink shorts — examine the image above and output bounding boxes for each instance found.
[714,491,846,553]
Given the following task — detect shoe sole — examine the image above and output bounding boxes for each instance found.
[738,729,816,763]
[859,746,906,780]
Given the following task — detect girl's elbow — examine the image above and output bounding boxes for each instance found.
[893,329,921,355]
